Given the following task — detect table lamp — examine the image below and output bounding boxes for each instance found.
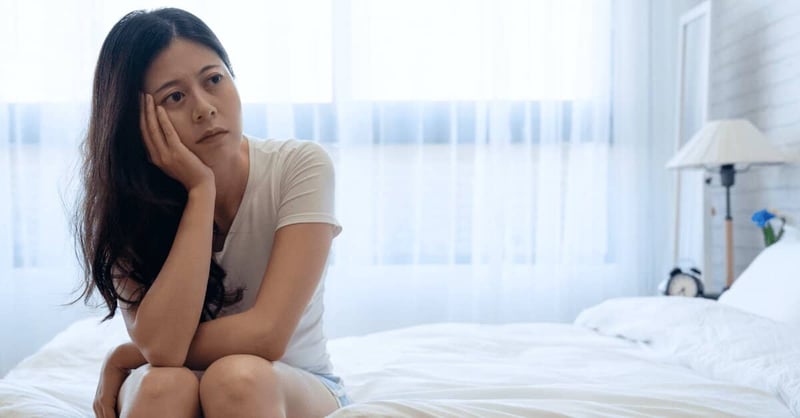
[666,119,786,288]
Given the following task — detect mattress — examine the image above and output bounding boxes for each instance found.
[1,297,796,417]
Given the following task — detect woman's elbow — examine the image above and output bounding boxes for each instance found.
[265,346,286,362]
[254,326,288,361]
[138,341,189,368]
[141,349,187,368]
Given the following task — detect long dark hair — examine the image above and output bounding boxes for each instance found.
[74,8,242,322]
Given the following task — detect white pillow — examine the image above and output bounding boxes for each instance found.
[718,225,800,324]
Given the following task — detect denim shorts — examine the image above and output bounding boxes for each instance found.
[313,373,353,408]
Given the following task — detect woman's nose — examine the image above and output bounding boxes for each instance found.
[193,97,217,122]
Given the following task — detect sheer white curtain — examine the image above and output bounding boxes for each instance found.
[0,0,653,344]
[324,0,628,335]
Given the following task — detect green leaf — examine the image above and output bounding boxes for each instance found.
[764,225,777,246]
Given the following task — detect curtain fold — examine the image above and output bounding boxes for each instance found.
[0,0,653,338]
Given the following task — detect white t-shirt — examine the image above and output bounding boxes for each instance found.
[212,136,342,375]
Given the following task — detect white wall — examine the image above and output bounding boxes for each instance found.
[706,0,800,289]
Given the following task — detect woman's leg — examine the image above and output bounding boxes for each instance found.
[199,354,338,418]
[117,365,201,418]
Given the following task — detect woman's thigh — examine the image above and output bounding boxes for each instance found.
[198,354,338,418]
[272,361,340,417]
[117,364,201,418]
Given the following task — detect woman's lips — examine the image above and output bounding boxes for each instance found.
[198,130,228,143]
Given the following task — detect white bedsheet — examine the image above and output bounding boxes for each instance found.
[576,296,800,417]
[0,297,795,417]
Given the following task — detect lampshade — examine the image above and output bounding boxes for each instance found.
[666,119,786,169]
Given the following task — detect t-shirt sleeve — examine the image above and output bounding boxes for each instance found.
[276,141,342,237]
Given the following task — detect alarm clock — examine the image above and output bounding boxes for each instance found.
[661,267,704,297]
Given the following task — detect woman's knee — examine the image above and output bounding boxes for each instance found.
[199,354,280,403]
[118,365,201,418]
[135,365,200,402]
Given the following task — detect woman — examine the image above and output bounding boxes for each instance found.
[75,7,349,418]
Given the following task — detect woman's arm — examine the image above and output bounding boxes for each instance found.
[181,142,339,370]
[181,222,335,370]
[94,342,147,418]
[118,182,216,368]
[129,183,216,366]
[117,95,218,368]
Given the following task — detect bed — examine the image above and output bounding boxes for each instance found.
[1,295,798,417]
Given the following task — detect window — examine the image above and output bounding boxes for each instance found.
[348,0,605,101]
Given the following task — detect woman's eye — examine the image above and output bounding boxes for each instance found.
[165,92,184,104]
[209,74,223,84]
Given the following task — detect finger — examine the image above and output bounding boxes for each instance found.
[145,94,168,154]
[139,94,156,162]
[155,105,181,149]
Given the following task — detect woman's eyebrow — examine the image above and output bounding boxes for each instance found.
[153,64,222,94]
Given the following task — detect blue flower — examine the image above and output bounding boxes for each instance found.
[751,209,775,228]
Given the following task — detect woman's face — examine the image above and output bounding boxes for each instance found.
[142,38,242,164]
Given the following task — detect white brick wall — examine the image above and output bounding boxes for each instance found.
[707,0,800,289]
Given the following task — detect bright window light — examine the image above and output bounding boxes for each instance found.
[0,0,606,103]
[349,0,607,101]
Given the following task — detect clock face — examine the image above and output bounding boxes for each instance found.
[667,274,699,297]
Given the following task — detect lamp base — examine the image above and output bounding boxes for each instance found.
[722,166,735,288]
[725,217,734,288]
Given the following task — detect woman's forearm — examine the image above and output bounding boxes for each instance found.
[107,342,147,370]
[181,223,334,370]
[183,309,280,370]
[129,182,216,367]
